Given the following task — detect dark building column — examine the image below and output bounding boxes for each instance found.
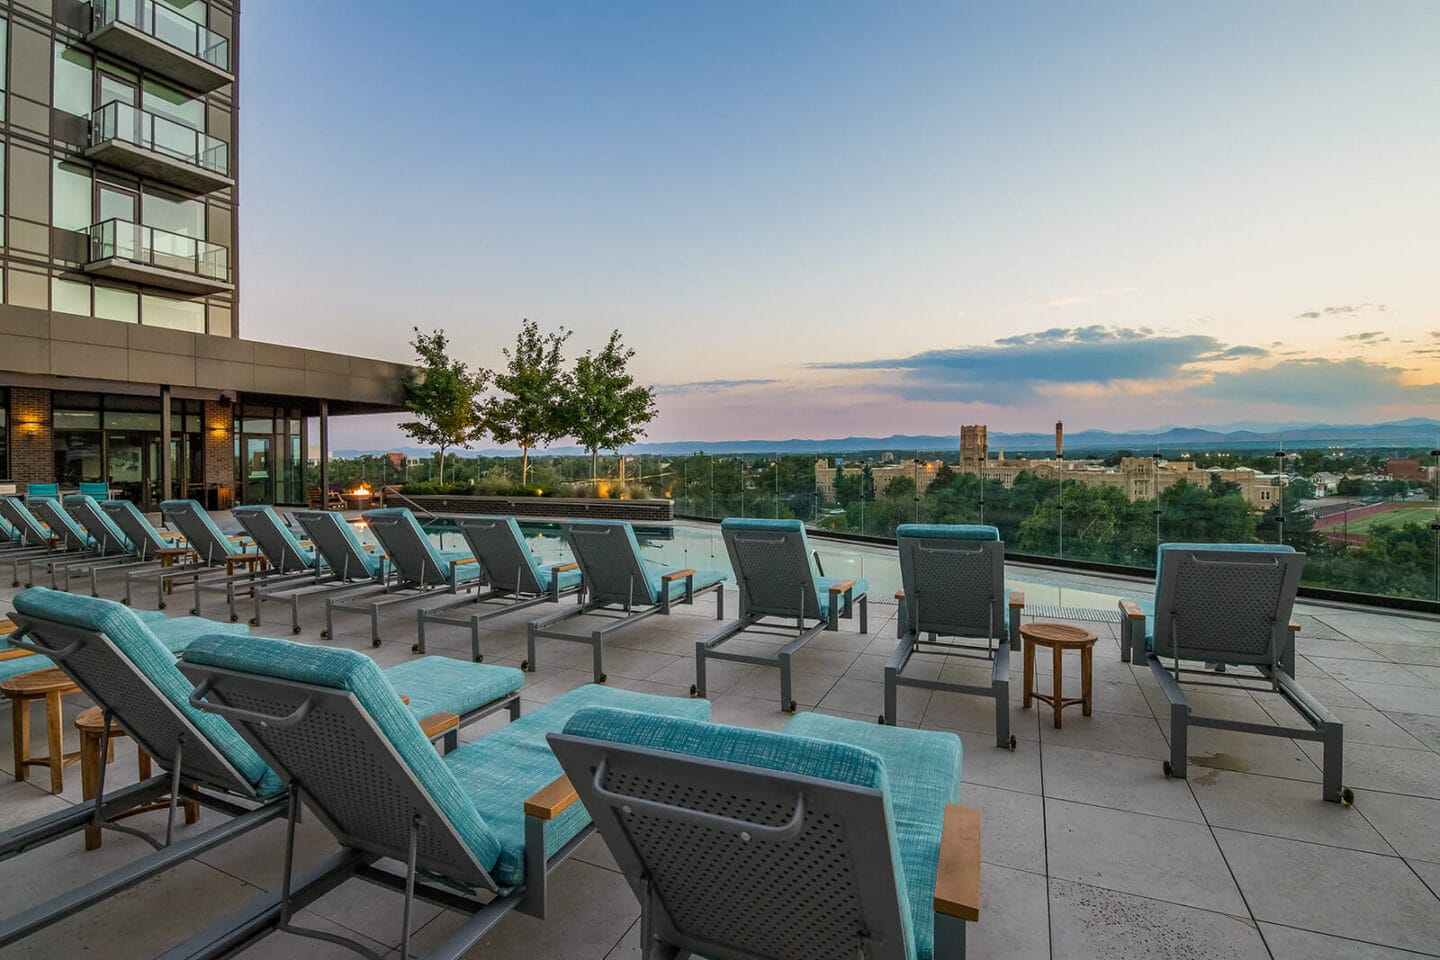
[160,385,173,502]
[318,400,330,504]
[8,388,53,484]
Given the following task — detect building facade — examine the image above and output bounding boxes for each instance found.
[0,0,406,507]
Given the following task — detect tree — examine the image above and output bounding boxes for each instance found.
[487,320,572,486]
[396,328,488,486]
[567,330,658,480]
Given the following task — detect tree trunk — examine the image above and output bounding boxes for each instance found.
[522,446,530,486]
[438,447,447,485]
[591,448,599,481]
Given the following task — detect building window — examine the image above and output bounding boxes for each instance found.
[52,278,92,317]
[53,160,93,232]
[53,43,93,118]
[96,286,139,324]
[0,389,8,480]
[141,293,205,332]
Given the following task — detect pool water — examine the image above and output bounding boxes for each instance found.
[349,518,1128,611]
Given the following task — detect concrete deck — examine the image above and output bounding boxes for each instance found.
[1,538,1437,958]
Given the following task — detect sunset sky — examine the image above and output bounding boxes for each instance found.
[238,1,1440,451]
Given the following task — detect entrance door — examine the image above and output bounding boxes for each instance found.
[107,432,160,510]
[244,436,272,504]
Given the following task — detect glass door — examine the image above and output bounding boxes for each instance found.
[244,436,272,504]
[107,432,159,510]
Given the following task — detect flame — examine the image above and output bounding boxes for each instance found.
[350,484,371,497]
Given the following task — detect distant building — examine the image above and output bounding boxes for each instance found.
[815,424,1282,509]
[1385,458,1432,483]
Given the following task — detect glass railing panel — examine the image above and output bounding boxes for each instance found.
[87,218,230,282]
[93,0,231,73]
[90,101,230,176]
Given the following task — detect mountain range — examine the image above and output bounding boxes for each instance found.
[332,418,1440,459]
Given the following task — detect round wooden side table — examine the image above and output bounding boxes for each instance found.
[1020,623,1099,729]
[3,667,82,793]
[75,706,201,850]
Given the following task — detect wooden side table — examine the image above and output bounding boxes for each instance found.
[155,546,198,596]
[1021,622,1099,729]
[75,706,200,849]
[3,667,82,793]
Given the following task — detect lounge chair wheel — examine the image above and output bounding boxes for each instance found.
[787,700,798,714]
[120,598,130,605]
[10,582,18,588]
[371,639,381,648]
[292,626,302,635]
[229,615,238,623]
[474,654,484,663]
[91,594,99,599]
[158,602,166,610]
[411,643,420,654]
[320,630,329,639]
[690,684,699,698]
[23,583,31,589]
[188,609,197,616]
[1162,760,1174,778]
[1340,786,1355,806]
[877,714,885,725]
[521,659,530,671]
[1008,735,1018,751]
[249,618,259,626]
[597,673,607,684]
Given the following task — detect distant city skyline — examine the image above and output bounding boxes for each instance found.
[238,1,1440,451]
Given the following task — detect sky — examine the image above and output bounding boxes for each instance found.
[237,1,1440,451]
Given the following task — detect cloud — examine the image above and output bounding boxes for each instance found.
[1190,358,1440,407]
[1211,345,1270,360]
[1342,331,1387,341]
[1294,302,1383,320]
[1295,312,1321,320]
[1044,296,1088,307]
[811,326,1227,402]
[658,378,779,394]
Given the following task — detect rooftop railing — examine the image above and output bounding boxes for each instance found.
[90,100,230,176]
[92,0,230,73]
[87,218,230,283]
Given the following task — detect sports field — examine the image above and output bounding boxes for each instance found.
[1323,504,1440,534]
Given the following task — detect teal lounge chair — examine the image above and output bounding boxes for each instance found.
[58,495,164,596]
[192,505,322,622]
[325,507,484,646]
[106,499,206,608]
[177,636,709,960]
[78,482,110,500]
[696,518,867,712]
[24,483,59,503]
[0,497,82,588]
[1119,543,1348,803]
[548,706,981,960]
[251,510,389,634]
[418,515,585,662]
[528,519,726,684]
[0,589,527,951]
[885,524,1025,747]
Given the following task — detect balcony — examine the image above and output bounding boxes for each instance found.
[84,218,234,295]
[87,0,233,93]
[85,101,233,194]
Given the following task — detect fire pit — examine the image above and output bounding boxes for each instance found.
[341,484,374,511]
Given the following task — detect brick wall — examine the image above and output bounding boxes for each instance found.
[8,388,53,484]
[401,494,675,522]
[203,400,235,494]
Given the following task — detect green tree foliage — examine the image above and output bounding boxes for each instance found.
[397,328,489,485]
[568,331,658,480]
[488,320,572,486]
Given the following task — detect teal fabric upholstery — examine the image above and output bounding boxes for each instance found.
[448,686,710,885]
[103,499,173,554]
[364,508,482,586]
[538,562,583,592]
[817,575,871,618]
[0,652,54,682]
[34,501,94,549]
[181,636,506,872]
[299,511,383,580]
[561,706,949,960]
[473,516,583,594]
[25,484,59,502]
[12,589,280,797]
[78,482,110,499]
[381,657,523,720]
[149,616,249,654]
[648,568,728,601]
[1146,542,1297,648]
[721,517,854,614]
[896,524,999,542]
[234,505,317,569]
[438,550,485,585]
[787,713,961,960]
[2,498,49,543]
[0,516,17,541]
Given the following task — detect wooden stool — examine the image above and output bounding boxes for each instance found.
[155,546,198,595]
[75,706,201,850]
[3,668,82,793]
[1021,623,1099,729]
[224,553,268,599]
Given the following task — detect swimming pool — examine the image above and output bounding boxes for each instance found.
[349,517,1132,611]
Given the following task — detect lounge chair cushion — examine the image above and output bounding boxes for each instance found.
[537,562,583,592]
[896,524,999,541]
[787,713,962,960]
[161,500,250,559]
[301,511,383,580]
[12,589,281,798]
[437,550,484,585]
[234,505,317,569]
[381,657,523,720]
[722,517,865,618]
[817,576,870,617]
[25,484,60,502]
[64,495,133,552]
[181,635,506,871]
[447,686,711,886]
[363,509,482,586]
[78,483,110,499]
[649,568,727,602]
[0,652,55,682]
[1146,543,1296,650]
[149,616,250,654]
[35,501,95,550]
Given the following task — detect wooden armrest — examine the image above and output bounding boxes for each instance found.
[398,695,410,705]
[552,562,579,573]
[524,775,579,821]
[1008,590,1024,609]
[933,804,981,922]
[158,531,183,539]
[0,649,35,662]
[1119,600,1146,621]
[827,579,856,595]
[226,536,249,542]
[156,547,194,558]
[419,712,460,739]
[0,620,15,634]
[894,588,905,601]
[451,557,477,566]
[661,568,696,582]
[1288,620,1301,633]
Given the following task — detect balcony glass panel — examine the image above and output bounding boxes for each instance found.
[90,101,229,175]
[88,218,230,282]
[93,0,230,73]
